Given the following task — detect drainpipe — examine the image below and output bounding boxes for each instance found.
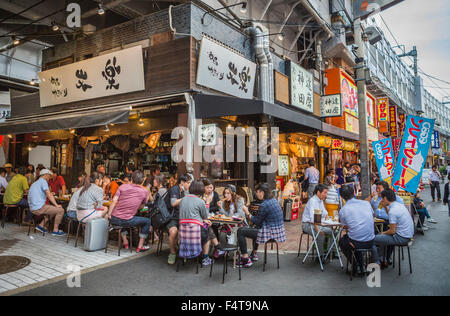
[263,27,274,104]
[245,24,269,102]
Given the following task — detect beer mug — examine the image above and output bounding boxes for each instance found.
[314,209,322,224]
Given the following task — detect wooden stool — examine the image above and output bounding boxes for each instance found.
[392,243,412,276]
[27,214,50,236]
[347,248,372,281]
[105,224,134,256]
[3,204,21,227]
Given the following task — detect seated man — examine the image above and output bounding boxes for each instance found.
[374,189,414,267]
[164,174,192,265]
[108,170,151,253]
[368,180,404,225]
[339,185,379,274]
[4,166,29,209]
[27,169,65,235]
[301,184,332,260]
[414,190,437,234]
[48,168,67,196]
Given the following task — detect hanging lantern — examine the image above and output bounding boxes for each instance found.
[316,136,332,148]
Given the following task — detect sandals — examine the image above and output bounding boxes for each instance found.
[137,246,150,253]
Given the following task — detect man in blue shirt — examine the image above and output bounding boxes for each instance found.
[374,189,414,268]
[339,185,379,274]
[28,169,65,235]
[369,180,404,222]
[304,161,320,199]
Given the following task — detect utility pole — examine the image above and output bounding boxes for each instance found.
[354,18,371,199]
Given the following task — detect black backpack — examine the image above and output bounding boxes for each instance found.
[148,192,172,230]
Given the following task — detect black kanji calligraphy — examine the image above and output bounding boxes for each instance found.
[102,56,121,90]
[75,69,92,92]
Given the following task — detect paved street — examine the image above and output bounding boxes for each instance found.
[12,186,450,296]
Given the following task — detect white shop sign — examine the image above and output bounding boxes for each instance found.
[321,94,343,118]
[196,37,256,99]
[38,45,145,107]
[288,61,314,113]
[0,91,11,123]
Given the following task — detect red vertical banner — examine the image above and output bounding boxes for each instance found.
[389,105,398,138]
[398,113,406,139]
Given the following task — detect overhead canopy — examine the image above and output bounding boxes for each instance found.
[193,94,323,131]
[0,107,130,135]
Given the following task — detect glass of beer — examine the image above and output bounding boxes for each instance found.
[314,209,322,224]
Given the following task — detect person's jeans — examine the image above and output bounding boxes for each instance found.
[17,198,29,208]
[415,208,427,227]
[339,234,380,267]
[307,184,318,200]
[237,227,259,255]
[430,181,441,200]
[302,222,333,256]
[110,216,151,239]
[374,233,410,262]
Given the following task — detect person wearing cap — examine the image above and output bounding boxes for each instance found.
[48,168,67,196]
[3,163,16,183]
[27,169,65,236]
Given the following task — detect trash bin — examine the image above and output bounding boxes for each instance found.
[283,198,293,222]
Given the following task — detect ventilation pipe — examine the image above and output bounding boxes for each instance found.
[245,24,269,102]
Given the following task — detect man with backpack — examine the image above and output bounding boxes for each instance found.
[164,174,192,265]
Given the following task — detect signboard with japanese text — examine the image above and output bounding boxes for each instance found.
[340,72,358,117]
[431,131,440,149]
[0,91,11,123]
[368,126,379,142]
[389,105,398,138]
[288,61,314,113]
[353,0,404,20]
[320,94,342,117]
[367,93,376,127]
[38,45,145,107]
[377,98,388,122]
[398,113,406,138]
[392,115,435,193]
[197,37,257,100]
[372,138,395,185]
[344,113,359,134]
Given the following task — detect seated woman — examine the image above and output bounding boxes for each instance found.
[202,178,220,215]
[179,180,220,266]
[76,172,109,223]
[217,184,247,244]
[238,183,287,268]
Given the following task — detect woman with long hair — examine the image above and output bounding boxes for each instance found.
[76,172,109,223]
[25,164,35,186]
[219,185,246,219]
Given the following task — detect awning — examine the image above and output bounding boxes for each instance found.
[193,94,322,131]
[321,122,360,141]
[0,106,130,135]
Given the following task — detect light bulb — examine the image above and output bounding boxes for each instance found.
[240,2,247,14]
[98,4,105,15]
[138,119,145,127]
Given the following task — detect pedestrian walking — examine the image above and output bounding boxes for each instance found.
[429,165,441,202]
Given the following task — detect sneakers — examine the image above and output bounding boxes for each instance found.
[213,249,225,259]
[35,225,48,234]
[250,253,259,262]
[51,230,66,236]
[168,252,176,265]
[427,218,438,224]
[202,257,214,266]
[136,246,150,253]
[236,258,253,268]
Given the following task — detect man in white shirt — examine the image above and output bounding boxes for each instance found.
[304,161,320,199]
[429,165,441,202]
[339,185,379,274]
[374,189,414,267]
[302,184,333,260]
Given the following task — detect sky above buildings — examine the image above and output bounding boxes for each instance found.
[379,0,450,103]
